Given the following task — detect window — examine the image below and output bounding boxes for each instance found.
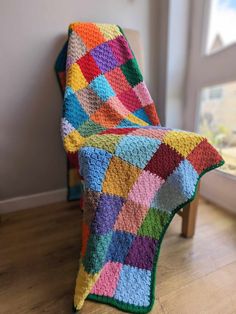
[185,0,236,210]
[206,0,236,54]
[199,81,236,175]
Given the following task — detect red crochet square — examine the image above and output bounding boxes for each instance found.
[77,53,101,83]
[58,72,66,91]
[105,68,130,95]
[187,139,222,174]
[100,128,137,135]
[145,143,183,179]
[67,152,79,169]
[118,88,142,112]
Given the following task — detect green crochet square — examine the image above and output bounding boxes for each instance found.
[77,120,106,137]
[121,58,143,87]
[85,135,123,153]
[83,232,113,274]
[137,208,170,240]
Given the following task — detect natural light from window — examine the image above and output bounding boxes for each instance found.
[206,0,236,54]
[199,82,236,176]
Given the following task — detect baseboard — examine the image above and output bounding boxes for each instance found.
[0,188,67,214]
[200,171,236,214]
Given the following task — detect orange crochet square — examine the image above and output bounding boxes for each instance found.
[90,102,123,128]
[144,103,160,125]
[102,157,142,197]
[72,23,106,50]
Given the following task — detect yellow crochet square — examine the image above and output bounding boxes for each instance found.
[126,113,149,126]
[66,63,88,91]
[74,264,100,310]
[64,130,86,153]
[163,130,204,157]
[102,156,141,197]
[96,23,122,40]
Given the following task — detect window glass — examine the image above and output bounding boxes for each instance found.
[206,0,236,54]
[199,81,236,176]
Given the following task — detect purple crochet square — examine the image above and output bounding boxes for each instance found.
[91,194,125,234]
[90,42,118,73]
[108,36,133,65]
[125,236,158,270]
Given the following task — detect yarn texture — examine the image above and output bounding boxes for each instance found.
[55,22,224,313]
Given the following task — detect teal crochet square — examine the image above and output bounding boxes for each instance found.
[83,232,113,274]
[64,87,89,128]
[77,120,106,137]
[133,108,152,124]
[90,75,115,101]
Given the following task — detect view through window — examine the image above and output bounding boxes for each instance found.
[199,81,236,176]
[206,0,236,54]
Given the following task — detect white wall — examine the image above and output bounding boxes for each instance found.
[165,0,190,129]
[0,0,166,201]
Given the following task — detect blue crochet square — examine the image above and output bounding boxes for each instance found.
[114,265,151,306]
[64,87,89,128]
[78,147,112,192]
[106,231,134,263]
[170,159,199,198]
[118,119,140,127]
[151,159,199,212]
[133,108,152,124]
[90,75,115,101]
[115,135,161,169]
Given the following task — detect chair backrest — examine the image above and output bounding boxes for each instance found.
[123,29,144,73]
[56,23,160,152]
[55,28,144,91]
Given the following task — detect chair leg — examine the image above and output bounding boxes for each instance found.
[181,185,200,238]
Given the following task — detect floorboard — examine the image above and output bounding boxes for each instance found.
[0,199,236,314]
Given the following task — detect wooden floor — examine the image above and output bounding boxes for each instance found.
[0,199,236,314]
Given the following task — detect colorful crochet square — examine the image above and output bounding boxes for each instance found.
[55,22,224,314]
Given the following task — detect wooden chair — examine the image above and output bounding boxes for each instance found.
[179,185,199,238]
[125,28,199,238]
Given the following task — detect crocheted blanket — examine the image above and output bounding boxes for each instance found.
[55,22,224,314]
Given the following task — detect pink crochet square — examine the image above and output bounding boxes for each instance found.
[108,35,133,65]
[118,88,142,112]
[107,96,130,117]
[131,128,168,140]
[133,82,153,105]
[128,170,164,207]
[91,262,122,297]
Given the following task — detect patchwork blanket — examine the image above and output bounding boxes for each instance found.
[55,22,224,314]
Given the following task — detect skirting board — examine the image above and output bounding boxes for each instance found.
[200,171,236,214]
[0,188,67,214]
